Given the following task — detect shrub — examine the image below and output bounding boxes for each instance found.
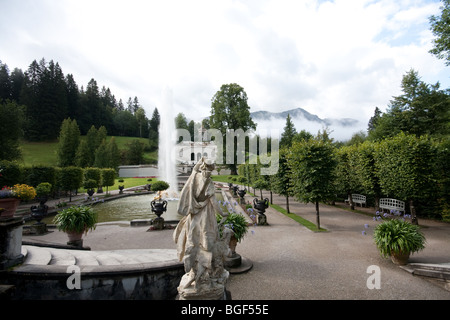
[373,219,426,258]
[151,180,170,192]
[35,182,52,197]
[216,213,249,242]
[54,205,97,234]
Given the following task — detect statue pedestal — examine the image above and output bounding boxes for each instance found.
[152,217,165,230]
[177,273,229,300]
[0,217,24,270]
[30,223,47,235]
[225,253,242,268]
[257,213,267,225]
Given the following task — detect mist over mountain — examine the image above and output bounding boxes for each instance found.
[250,107,366,142]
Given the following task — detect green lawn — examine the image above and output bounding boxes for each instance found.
[211,174,238,183]
[269,203,326,232]
[20,140,59,166]
[105,177,158,191]
[19,136,156,167]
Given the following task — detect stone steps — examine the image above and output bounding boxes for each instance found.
[20,245,178,267]
[21,246,52,265]
[400,263,450,292]
[401,263,450,280]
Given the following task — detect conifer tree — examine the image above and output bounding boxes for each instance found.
[105,137,120,169]
[0,100,24,160]
[75,140,91,168]
[57,118,80,167]
[280,114,296,148]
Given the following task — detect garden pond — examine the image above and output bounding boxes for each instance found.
[32,192,229,225]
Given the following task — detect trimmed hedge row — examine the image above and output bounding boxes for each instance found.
[0,161,116,195]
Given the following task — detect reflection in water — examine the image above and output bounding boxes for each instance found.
[35,192,226,225]
[92,194,182,223]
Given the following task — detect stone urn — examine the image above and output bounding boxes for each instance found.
[232,186,238,197]
[253,198,269,225]
[151,199,167,218]
[151,199,167,230]
[237,189,246,204]
[31,197,49,223]
[30,201,49,234]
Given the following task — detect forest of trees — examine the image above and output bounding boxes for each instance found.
[237,67,449,224]
[0,57,160,144]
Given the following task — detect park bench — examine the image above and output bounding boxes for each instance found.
[379,198,405,214]
[345,194,366,207]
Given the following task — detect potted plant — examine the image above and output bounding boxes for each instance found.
[53,205,97,243]
[35,182,52,205]
[31,182,52,222]
[0,184,36,219]
[0,186,17,219]
[373,219,426,265]
[216,212,249,255]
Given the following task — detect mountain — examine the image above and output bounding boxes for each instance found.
[250,107,359,128]
[250,107,365,141]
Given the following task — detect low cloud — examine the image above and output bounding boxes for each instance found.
[254,116,367,142]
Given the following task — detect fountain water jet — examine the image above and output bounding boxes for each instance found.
[158,87,179,198]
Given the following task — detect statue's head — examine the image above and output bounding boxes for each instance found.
[199,157,215,178]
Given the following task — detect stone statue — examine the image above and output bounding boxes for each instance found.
[173,157,231,300]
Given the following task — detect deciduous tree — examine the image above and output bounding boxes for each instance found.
[429,0,450,65]
[374,132,439,224]
[289,137,337,229]
[210,83,256,175]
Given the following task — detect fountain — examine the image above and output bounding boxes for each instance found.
[158,87,179,198]
[1,88,187,300]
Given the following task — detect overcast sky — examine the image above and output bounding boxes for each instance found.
[1,0,448,140]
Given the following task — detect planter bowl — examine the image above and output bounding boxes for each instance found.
[66,231,83,242]
[0,198,20,219]
[391,252,410,265]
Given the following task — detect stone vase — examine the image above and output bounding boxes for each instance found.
[66,231,84,247]
[228,235,238,255]
[66,230,83,242]
[225,235,242,269]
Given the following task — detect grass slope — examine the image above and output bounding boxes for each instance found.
[19,136,157,167]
